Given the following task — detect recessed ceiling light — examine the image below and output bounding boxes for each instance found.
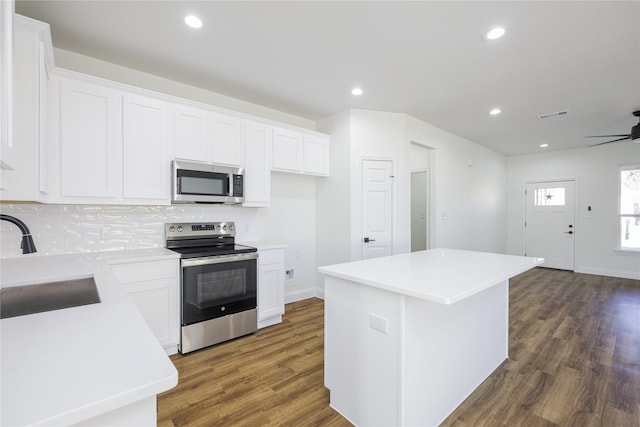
[489,108,501,116]
[484,27,506,40]
[185,15,202,29]
[351,87,363,96]
[540,143,549,148]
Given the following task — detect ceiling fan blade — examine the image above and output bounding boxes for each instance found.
[584,134,630,138]
[588,136,631,147]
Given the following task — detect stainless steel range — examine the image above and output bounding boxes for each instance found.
[165,222,258,354]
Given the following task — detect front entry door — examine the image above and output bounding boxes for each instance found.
[362,159,393,259]
[524,180,576,270]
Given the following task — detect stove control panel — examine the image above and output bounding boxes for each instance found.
[165,222,235,240]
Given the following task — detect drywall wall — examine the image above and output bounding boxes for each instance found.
[405,115,508,254]
[507,142,640,279]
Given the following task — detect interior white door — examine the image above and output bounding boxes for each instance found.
[362,159,393,259]
[524,180,575,270]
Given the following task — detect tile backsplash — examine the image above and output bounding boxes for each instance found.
[0,203,260,258]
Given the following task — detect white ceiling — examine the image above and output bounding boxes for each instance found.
[15,1,640,156]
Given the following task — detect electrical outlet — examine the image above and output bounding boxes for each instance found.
[369,313,388,334]
[285,269,294,280]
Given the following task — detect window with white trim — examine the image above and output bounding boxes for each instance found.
[619,166,640,250]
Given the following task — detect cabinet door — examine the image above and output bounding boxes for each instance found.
[212,113,243,166]
[122,94,170,203]
[272,127,302,172]
[243,121,272,207]
[59,78,122,199]
[174,105,210,162]
[258,262,285,321]
[0,1,14,171]
[109,259,179,354]
[303,135,330,176]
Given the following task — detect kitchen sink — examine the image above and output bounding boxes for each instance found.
[0,277,101,319]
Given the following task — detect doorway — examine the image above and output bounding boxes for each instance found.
[411,170,428,251]
[410,143,432,252]
[524,180,576,270]
[361,159,394,259]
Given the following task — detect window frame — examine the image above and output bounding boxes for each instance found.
[618,164,640,252]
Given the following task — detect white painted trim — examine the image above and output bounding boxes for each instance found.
[285,288,317,304]
[575,266,640,281]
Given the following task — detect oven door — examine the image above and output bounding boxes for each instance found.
[181,252,257,326]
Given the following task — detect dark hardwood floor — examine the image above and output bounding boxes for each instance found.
[158,268,640,426]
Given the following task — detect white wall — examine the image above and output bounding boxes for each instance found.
[405,115,508,253]
[507,143,640,279]
[0,173,318,300]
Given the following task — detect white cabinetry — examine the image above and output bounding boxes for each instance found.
[243,121,272,207]
[0,0,15,174]
[108,258,180,355]
[51,72,171,205]
[212,113,243,167]
[272,127,330,176]
[173,105,243,167]
[173,104,209,162]
[58,77,122,201]
[1,14,53,200]
[257,247,285,329]
[122,94,171,204]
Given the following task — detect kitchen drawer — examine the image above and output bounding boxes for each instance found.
[258,248,285,266]
[109,260,177,283]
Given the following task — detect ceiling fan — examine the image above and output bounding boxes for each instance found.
[586,110,640,147]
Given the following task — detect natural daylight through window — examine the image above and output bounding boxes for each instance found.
[619,166,640,250]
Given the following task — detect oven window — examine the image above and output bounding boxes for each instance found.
[181,257,257,325]
[186,268,246,309]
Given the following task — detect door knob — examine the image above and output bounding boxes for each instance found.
[363,237,376,243]
[564,231,574,234]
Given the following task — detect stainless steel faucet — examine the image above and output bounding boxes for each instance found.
[0,214,37,254]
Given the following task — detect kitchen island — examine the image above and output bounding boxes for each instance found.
[318,248,543,426]
[0,251,178,426]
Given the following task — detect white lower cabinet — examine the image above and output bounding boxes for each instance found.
[108,258,180,355]
[257,247,285,329]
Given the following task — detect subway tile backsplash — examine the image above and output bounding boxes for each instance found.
[0,204,260,258]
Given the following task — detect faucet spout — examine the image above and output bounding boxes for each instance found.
[0,214,38,254]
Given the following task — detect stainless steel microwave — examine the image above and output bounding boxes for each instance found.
[172,160,244,204]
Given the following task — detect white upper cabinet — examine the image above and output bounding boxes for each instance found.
[173,104,210,162]
[243,120,272,207]
[1,14,53,200]
[272,127,330,176]
[59,77,122,201]
[122,94,171,203]
[272,127,303,173]
[51,72,171,205]
[0,1,15,174]
[302,134,330,176]
[212,113,243,167]
[174,107,244,167]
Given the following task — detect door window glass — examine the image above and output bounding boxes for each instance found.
[534,187,565,206]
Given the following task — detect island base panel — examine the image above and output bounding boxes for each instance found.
[324,277,509,426]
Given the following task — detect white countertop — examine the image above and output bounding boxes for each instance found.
[0,249,179,426]
[318,248,543,305]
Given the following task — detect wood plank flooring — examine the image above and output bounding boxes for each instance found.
[158,268,640,426]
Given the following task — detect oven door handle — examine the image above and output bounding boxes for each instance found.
[182,252,258,267]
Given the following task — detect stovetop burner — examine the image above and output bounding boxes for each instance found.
[165,221,256,258]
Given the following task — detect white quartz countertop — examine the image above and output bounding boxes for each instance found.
[0,249,179,426]
[318,248,543,305]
